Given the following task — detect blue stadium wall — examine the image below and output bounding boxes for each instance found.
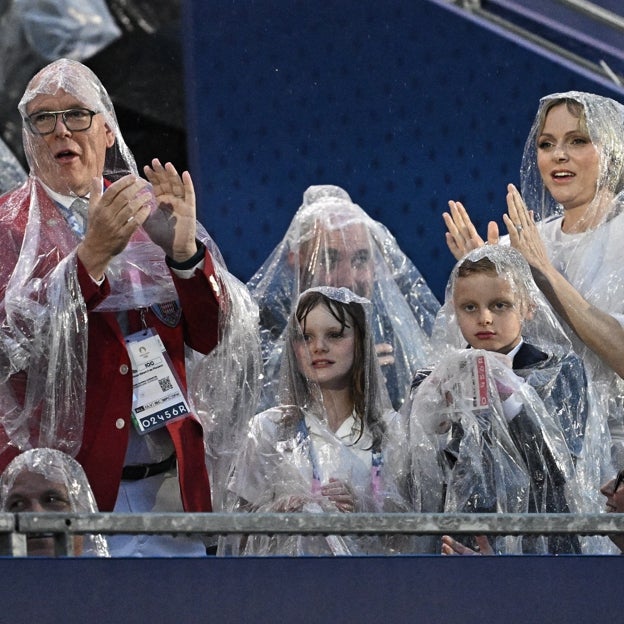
[183,0,622,302]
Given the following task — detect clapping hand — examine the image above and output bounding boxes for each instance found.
[503,183,551,275]
[443,200,499,260]
[142,158,198,262]
[78,174,153,280]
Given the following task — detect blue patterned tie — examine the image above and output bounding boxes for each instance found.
[70,197,89,234]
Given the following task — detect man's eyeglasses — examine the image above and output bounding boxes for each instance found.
[25,108,98,136]
[612,469,624,494]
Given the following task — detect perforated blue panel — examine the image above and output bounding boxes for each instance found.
[183,0,621,300]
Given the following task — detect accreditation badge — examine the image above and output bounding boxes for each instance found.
[125,328,191,435]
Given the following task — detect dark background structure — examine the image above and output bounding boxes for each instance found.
[1,0,623,300]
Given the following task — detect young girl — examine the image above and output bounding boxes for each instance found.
[224,286,409,556]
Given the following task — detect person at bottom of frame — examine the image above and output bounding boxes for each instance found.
[222,286,411,556]
[408,246,586,555]
[0,448,108,557]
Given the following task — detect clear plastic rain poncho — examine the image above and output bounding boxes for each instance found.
[409,245,592,554]
[0,448,109,556]
[0,59,261,489]
[224,287,411,556]
[0,136,27,194]
[518,91,624,472]
[187,286,262,512]
[248,184,440,412]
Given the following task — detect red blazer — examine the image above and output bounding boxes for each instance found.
[0,182,223,511]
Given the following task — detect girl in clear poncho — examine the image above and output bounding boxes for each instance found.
[408,245,589,554]
[248,184,440,413]
[224,287,410,556]
[0,448,108,557]
[444,91,624,483]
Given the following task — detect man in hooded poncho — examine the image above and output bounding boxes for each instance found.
[0,59,257,556]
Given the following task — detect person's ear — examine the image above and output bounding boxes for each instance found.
[104,123,115,148]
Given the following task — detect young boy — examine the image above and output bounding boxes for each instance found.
[450,247,588,458]
[409,245,589,554]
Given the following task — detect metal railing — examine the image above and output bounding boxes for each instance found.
[454,0,624,32]
[443,0,624,88]
[554,0,624,32]
[3,511,624,556]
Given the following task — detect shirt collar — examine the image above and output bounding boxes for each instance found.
[305,410,362,441]
[507,337,524,362]
[40,179,102,209]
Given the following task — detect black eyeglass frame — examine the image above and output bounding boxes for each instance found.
[24,108,98,136]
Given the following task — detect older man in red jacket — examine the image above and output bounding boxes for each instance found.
[0,59,245,556]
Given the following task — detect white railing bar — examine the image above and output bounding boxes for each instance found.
[12,512,624,536]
